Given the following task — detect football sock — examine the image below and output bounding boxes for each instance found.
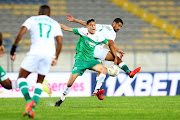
[94,73,106,93]
[18,78,31,103]
[33,83,43,104]
[119,62,131,73]
[61,85,71,101]
[12,80,19,89]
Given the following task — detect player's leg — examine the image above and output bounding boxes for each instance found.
[0,66,11,89]
[18,55,38,117]
[104,51,141,78]
[89,60,107,100]
[55,60,86,107]
[25,73,44,118]
[0,66,20,89]
[18,68,32,102]
[55,73,80,107]
[27,56,53,118]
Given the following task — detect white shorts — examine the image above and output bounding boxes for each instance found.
[93,46,109,60]
[21,55,53,75]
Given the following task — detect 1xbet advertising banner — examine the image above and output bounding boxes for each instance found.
[91,73,180,96]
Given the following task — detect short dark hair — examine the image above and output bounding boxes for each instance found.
[113,18,123,24]
[86,19,96,25]
[39,5,50,15]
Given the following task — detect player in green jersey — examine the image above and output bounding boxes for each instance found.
[66,14,141,78]
[55,19,118,107]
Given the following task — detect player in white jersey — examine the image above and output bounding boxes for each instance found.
[10,5,63,118]
[0,32,52,96]
[66,14,141,78]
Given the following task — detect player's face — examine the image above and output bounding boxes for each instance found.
[87,21,96,34]
[113,22,123,32]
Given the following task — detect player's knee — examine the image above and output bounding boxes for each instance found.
[67,84,72,87]
[117,57,122,65]
[101,67,107,75]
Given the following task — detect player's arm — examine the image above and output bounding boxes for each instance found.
[10,26,27,61]
[51,36,63,66]
[113,44,125,58]
[67,14,87,26]
[106,40,118,65]
[59,24,73,32]
[0,32,5,57]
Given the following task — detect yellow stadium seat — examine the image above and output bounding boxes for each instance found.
[13,10,22,15]
[167,1,175,5]
[139,1,147,6]
[4,5,12,9]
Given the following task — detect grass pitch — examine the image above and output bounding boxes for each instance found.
[0,96,179,120]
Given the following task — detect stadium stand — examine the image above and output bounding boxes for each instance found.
[0,0,180,72]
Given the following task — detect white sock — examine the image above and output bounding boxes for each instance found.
[61,85,71,101]
[94,74,106,93]
[12,80,19,89]
[118,62,126,68]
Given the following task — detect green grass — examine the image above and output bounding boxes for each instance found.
[0,96,179,120]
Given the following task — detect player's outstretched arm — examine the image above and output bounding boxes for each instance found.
[52,36,63,66]
[67,14,87,26]
[0,32,5,57]
[113,44,125,58]
[60,24,73,32]
[10,26,27,61]
[107,40,118,65]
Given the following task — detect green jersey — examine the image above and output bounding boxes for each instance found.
[73,28,109,61]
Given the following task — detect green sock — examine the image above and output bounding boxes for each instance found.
[18,78,31,103]
[33,83,43,104]
[121,65,131,73]
[32,108,35,112]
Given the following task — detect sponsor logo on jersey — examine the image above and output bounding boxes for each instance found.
[85,40,96,47]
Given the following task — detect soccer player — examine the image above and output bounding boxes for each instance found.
[55,19,118,107]
[0,32,52,95]
[66,14,141,78]
[10,5,63,118]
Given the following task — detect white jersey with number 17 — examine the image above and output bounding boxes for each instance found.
[22,15,63,58]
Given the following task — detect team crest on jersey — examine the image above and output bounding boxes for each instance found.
[85,40,96,47]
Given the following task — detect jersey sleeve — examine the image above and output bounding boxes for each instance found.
[22,17,33,30]
[107,31,116,41]
[54,22,63,37]
[72,28,80,35]
[102,38,109,44]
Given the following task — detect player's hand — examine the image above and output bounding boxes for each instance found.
[119,50,125,59]
[67,14,75,22]
[0,45,5,57]
[10,52,16,61]
[114,57,118,65]
[51,58,57,66]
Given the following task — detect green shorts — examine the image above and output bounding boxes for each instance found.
[0,66,7,82]
[72,59,100,76]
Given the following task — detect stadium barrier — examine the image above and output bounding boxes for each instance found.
[0,72,179,98]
